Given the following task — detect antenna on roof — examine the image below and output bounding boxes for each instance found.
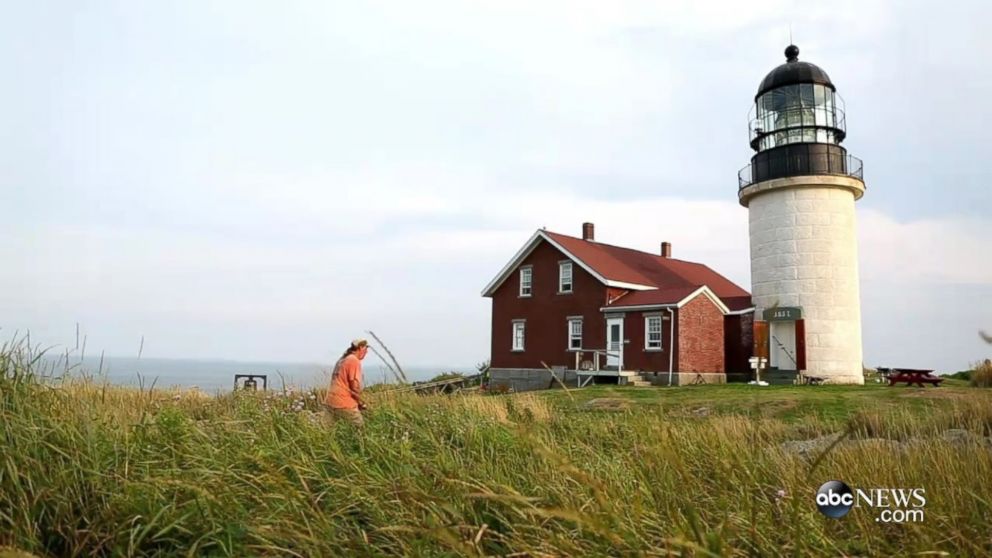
[789,24,793,45]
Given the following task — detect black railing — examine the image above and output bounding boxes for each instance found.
[739,153,863,189]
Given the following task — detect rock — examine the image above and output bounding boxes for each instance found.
[581,398,631,412]
[779,433,908,459]
[780,430,992,460]
[779,432,844,459]
[939,429,990,447]
[852,438,906,453]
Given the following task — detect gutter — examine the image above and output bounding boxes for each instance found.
[725,307,756,315]
[599,303,677,312]
[667,307,676,386]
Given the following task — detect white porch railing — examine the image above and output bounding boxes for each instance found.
[573,348,622,372]
[573,349,624,387]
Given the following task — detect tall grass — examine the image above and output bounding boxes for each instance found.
[970,359,992,388]
[2,342,992,556]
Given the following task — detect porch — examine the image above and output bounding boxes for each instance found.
[570,348,647,387]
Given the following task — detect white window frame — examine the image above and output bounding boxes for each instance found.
[558,261,573,293]
[567,317,583,350]
[519,266,532,297]
[644,314,663,350]
[512,320,526,351]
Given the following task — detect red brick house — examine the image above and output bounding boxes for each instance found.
[481,223,754,390]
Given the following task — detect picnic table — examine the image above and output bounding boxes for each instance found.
[878,367,943,387]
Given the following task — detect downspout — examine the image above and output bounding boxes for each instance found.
[667,307,676,386]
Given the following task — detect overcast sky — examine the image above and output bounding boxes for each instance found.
[2,1,990,372]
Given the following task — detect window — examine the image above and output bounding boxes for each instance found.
[645,315,663,350]
[814,84,828,126]
[512,321,526,351]
[567,318,582,350]
[559,261,573,293]
[519,267,532,297]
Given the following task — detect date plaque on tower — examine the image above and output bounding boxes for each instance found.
[764,307,802,321]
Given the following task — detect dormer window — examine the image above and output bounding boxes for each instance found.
[519,266,532,297]
[558,261,573,293]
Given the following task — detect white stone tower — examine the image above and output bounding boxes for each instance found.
[738,45,866,384]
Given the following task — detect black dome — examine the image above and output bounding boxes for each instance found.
[755,45,835,100]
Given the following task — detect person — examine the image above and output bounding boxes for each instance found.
[323,338,369,427]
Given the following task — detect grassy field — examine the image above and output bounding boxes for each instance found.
[3,349,992,557]
[543,379,974,425]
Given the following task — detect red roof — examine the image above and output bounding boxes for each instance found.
[543,231,752,311]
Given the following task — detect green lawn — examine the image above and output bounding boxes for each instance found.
[543,380,976,425]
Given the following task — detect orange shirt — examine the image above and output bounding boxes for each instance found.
[325,354,362,409]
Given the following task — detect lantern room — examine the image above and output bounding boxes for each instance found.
[740,45,862,187]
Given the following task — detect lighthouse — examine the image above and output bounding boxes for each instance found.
[738,45,866,384]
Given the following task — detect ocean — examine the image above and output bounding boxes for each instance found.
[34,354,475,393]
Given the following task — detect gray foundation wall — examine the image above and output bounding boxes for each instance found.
[492,368,728,391]
[490,368,579,392]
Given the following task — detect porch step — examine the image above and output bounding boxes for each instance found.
[622,373,656,387]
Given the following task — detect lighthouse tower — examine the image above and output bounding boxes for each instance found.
[738,45,866,384]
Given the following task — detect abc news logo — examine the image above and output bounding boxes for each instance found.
[816,481,926,523]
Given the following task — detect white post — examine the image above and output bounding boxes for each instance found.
[749,356,768,386]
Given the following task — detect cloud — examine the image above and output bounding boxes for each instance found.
[859,210,992,285]
[2,0,991,375]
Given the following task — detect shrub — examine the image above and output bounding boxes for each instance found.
[490,383,512,395]
[428,372,465,383]
[946,370,971,381]
[970,359,992,388]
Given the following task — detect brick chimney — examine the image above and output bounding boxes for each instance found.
[582,222,595,241]
[661,241,672,258]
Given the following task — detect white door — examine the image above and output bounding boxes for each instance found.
[606,317,623,370]
[770,321,797,370]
